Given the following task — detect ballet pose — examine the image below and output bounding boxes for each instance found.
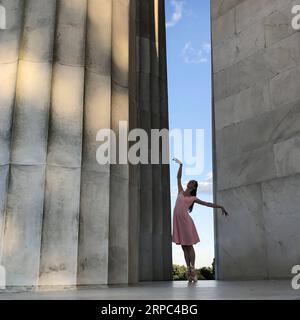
[172,158,229,282]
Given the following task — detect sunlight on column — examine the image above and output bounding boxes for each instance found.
[16,60,51,113]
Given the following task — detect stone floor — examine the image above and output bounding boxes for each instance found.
[0,280,299,300]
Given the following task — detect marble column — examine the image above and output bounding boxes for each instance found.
[39,0,87,287]
[137,0,172,282]
[138,0,154,282]
[77,0,112,285]
[159,0,172,281]
[2,0,56,286]
[0,0,172,287]
[0,0,24,265]
[108,0,130,285]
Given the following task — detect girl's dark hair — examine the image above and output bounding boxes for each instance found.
[188,180,198,213]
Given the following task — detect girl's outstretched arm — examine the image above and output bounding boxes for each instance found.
[194,198,229,216]
[174,158,183,194]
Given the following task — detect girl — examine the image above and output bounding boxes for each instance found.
[172,158,229,282]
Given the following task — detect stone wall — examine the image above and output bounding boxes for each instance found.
[0,0,172,287]
[212,0,300,279]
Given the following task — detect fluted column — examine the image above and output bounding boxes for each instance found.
[39,0,87,286]
[0,0,172,287]
[77,0,112,285]
[108,0,130,285]
[2,0,57,286]
[137,0,172,282]
[138,0,154,281]
[0,0,24,264]
[150,0,164,281]
[128,0,140,284]
[159,0,172,280]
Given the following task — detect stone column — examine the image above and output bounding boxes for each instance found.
[128,0,140,285]
[150,0,164,281]
[77,0,112,285]
[0,0,172,287]
[39,0,87,287]
[138,0,172,282]
[159,0,173,281]
[0,0,24,264]
[138,0,154,281]
[2,0,57,286]
[108,0,130,285]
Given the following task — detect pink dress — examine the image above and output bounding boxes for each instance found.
[172,190,200,245]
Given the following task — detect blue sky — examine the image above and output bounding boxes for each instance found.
[165,0,214,268]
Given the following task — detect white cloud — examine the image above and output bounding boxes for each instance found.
[197,171,213,194]
[166,0,185,28]
[202,42,211,54]
[181,41,211,64]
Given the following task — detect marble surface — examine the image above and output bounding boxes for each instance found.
[0,280,299,300]
[212,0,300,279]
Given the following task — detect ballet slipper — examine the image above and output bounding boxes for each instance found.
[186,266,193,282]
[190,265,198,282]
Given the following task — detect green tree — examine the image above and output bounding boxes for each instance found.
[212,258,215,278]
[199,267,214,280]
[172,264,188,280]
[199,259,215,280]
[173,259,216,281]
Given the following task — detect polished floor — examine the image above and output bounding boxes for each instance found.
[0,280,299,300]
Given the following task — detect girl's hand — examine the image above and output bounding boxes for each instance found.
[173,157,182,165]
[221,207,229,217]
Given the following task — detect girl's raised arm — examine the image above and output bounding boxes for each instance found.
[173,158,183,194]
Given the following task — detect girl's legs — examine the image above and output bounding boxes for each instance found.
[181,245,190,268]
[187,245,195,268]
[182,245,192,281]
[187,245,197,281]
